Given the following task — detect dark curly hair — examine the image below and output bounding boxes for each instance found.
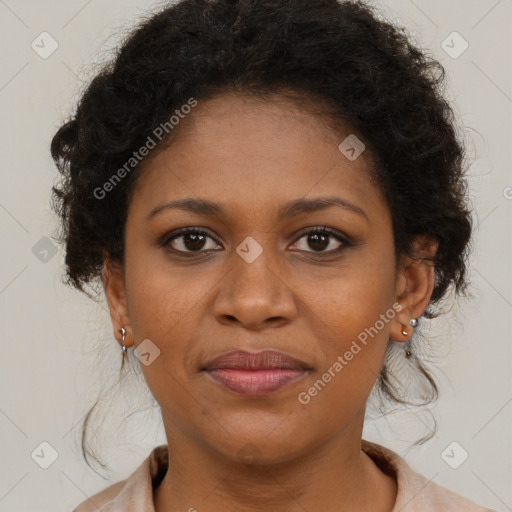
[50,0,473,471]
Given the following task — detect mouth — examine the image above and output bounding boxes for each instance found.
[201,350,312,396]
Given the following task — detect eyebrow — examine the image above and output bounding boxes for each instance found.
[147,196,368,222]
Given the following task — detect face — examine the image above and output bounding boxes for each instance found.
[104,92,436,465]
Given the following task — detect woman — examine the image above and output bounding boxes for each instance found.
[50,0,495,510]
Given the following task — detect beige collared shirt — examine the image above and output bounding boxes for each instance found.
[73,440,496,511]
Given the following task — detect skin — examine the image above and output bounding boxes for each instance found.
[103,92,438,512]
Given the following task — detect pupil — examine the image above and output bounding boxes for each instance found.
[309,233,328,251]
[185,233,206,251]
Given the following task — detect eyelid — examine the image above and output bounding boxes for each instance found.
[289,226,353,256]
[292,225,354,245]
[159,226,222,251]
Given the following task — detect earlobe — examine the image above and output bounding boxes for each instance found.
[102,257,134,348]
[391,235,438,342]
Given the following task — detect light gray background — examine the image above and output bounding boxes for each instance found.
[0,0,510,511]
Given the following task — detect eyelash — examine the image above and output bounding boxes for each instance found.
[160,226,354,258]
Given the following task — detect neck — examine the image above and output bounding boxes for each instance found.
[153,415,397,512]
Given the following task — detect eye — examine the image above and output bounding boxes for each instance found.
[161,226,353,257]
[162,227,222,254]
[290,226,352,255]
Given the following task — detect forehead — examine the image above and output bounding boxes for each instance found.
[128,92,386,223]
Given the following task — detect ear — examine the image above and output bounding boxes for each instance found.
[390,235,439,342]
[102,256,134,348]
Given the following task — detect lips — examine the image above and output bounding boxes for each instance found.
[202,350,311,396]
[202,350,311,371]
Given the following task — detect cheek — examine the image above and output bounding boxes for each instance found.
[124,237,211,336]
[294,308,393,441]
[123,252,211,396]
[296,254,396,409]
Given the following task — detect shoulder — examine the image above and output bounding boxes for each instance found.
[361,439,496,512]
[72,445,169,512]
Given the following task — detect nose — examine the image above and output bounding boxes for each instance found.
[212,245,298,330]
